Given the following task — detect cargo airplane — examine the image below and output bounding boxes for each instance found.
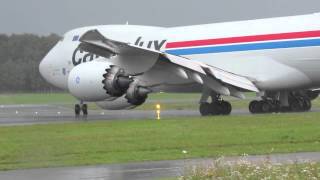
[40,13,320,116]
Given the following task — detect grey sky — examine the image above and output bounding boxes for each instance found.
[1,0,320,35]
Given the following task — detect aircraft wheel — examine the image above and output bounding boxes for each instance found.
[261,101,271,113]
[75,104,81,116]
[82,104,88,116]
[249,100,261,114]
[289,99,304,112]
[272,101,281,113]
[220,101,232,115]
[210,102,221,115]
[302,98,312,111]
[200,103,211,116]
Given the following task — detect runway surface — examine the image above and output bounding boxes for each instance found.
[0,104,251,126]
[0,103,319,126]
[0,152,319,180]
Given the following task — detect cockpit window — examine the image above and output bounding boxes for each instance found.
[72,35,80,42]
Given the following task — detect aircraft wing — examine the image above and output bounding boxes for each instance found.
[79,30,259,97]
[78,29,155,56]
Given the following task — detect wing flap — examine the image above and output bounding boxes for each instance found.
[164,54,259,92]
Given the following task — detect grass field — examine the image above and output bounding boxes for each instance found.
[0,112,319,170]
[0,93,77,105]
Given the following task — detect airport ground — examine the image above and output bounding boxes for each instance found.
[0,152,319,180]
[0,93,319,179]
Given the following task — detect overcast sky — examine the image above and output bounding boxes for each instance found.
[1,0,320,35]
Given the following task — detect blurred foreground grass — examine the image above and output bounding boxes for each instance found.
[179,158,320,180]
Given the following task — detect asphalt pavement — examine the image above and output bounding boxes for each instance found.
[0,104,251,126]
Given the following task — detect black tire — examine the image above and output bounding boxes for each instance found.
[82,104,88,115]
[200,103,211,116]
[272,101,281,113]
[210,102,221,115]
[290,99,304,112]
[221,101,232,115]
[261,101,271,113]
[75,104,81,116]
[249,100,260,114]
[302,98,312,111]
[279,106,290,113]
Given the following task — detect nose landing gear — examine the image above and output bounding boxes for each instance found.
[75,103,88,117]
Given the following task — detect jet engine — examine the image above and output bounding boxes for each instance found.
[68,61,132,101]
[125,81,151,106]
[306,90,320,100]
[68,60,151,106]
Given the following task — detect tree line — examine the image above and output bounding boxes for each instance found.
[0,34,61,92]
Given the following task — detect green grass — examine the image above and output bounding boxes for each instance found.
[0,113,320,170]
[0,93,77,105]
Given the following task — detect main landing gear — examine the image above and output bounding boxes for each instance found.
[249,92,312,114]
[75,103,88,117]
[199,92,232,116]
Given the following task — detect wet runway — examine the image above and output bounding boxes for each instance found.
[0,152,319,180]
[0,104,251,126]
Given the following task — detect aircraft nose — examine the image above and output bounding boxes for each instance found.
[39,42,69,89]
[39,55,50,80]
[39,42,60,81]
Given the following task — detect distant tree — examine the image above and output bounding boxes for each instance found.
[0,33,61,93]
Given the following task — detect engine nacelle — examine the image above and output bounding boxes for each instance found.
[306,90,320,100]
[68,61,114,101]
[96,96,138,110]
[125,81,151,106]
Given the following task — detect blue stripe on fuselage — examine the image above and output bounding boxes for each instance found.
[165,38,320,55]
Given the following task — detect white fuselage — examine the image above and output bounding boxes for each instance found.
[40,13,320,93]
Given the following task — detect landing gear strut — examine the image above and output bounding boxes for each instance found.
[199,92,232,116]
[75,103,88,116]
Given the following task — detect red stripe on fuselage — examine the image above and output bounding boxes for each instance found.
[166,30,320,49]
